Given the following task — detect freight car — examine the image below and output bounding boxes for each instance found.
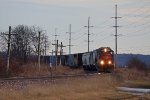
[49,53,83,68]
[82,47,114,72]
[64,53,83,67]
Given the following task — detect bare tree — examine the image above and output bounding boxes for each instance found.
[10,25,32,63]
[1,25,50,64]
[0,32,8,52]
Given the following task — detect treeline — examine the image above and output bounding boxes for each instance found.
[0,25,49,63]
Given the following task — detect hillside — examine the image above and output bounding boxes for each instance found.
[117,54,150,67]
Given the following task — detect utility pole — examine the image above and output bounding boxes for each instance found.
[44,36,48,56]
[52,40,58,68]
[59,42,66,56]
[52,28,59,68]
[56,40,58,67]
[53,28,59,57]
[52,41,66,66]
[66,24,73,54]
[38,31,41,73]
[59,42,66,65]
[2,26,16,74]
[112,5,121,68]
[84,17,94,52]
[7,26,11,74]
[49,50,54,67]
[52,50,54,56]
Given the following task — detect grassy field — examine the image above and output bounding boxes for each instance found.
[0,65,150,100]
[0,73,150,100]
[20,64,85,77]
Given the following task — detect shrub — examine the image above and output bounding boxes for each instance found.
[127,57,147,70]
[9,58,23,76]
[0,58,7,76]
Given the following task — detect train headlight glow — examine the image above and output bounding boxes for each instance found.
[104,48,107,52]
[108,61,112,65]
[100,60,104,65]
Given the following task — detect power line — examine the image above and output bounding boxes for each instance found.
[120,1,150,28]
[123,23,150,37]
[73,33,85,40]
[121,1,150,17]
[94,18,112,28]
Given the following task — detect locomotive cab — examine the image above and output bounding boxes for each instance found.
[97,47,114,72]
[82,47,114,72]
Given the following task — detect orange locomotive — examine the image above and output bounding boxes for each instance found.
[82,47,114,72]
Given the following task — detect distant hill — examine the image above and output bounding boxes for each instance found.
[117,54,150,67]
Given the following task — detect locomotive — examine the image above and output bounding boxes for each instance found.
[49,47,114,72]
[82,47,114,72]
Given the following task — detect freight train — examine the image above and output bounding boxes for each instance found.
[49,47,114,72]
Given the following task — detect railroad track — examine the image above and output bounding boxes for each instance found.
[0,72,101,81]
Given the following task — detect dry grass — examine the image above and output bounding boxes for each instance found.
[0,66,150,100]
[0,62,84,77]
[113,68,150,89]
[113,68,150,81]
[20,63,84,77]
[0,74,149,100]
[0,75,117,100]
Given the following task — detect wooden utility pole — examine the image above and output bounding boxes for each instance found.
[2,26,16,74]
[1,26,16,75]
[7,26,11,74]
[59,42,66,55]
[59,42,66,65]
[56,40,58,67]
[38,31,41,73]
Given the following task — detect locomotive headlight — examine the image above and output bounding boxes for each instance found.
[108,61,112,65]
[104,48,107,52]
[100,60,104,65]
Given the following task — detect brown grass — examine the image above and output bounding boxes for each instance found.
[19,63,84,77]
[0,65,150,100]
[0,60,84,77]
[0,74,149,100]
[113,68,150,81]
[0,75,127,100]
[113,68,150,90]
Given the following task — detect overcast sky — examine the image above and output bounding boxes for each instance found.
[0,0,150,55]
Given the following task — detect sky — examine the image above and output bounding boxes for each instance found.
[0,0,150,55]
